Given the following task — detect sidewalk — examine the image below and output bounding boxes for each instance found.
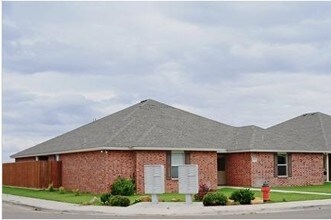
[3,194,331,217]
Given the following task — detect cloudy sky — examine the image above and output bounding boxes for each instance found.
[3,2,331,162]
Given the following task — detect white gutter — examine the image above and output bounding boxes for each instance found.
[12,146,331,159]
[225,149,331,154]
[131,146,219,152]
[217,149,227,153]
[12,146,220,158]
[11,147,128,158]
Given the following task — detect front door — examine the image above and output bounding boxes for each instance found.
[217,154,226,185]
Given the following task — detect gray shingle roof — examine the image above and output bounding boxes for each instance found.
[267,112,331,152]
[12,99,236,158]
[227,125,312,152]
[11,100,331,158]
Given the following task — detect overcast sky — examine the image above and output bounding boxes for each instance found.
[3,2,331,162]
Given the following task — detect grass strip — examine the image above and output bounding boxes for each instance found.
[4,185,331,205]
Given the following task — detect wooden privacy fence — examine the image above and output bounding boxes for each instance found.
[3,161,62,188]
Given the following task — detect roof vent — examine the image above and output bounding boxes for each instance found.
[140,99,148,103]
[302,114,307,117]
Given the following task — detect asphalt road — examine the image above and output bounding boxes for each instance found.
[2,202,331,219]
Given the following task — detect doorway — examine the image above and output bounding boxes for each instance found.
[217,154,226,185]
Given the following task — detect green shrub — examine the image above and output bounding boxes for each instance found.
[73,189,80,196]
[100,193,112,205]
[109,195,130,207]
[229,190,241,202]
[58,186,65,194]
[110,177,135,196]
[202,192,228,206]
[229,189,255,205]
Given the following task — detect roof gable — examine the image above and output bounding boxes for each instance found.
[267,112,331,151]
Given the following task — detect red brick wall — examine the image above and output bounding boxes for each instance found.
[190,151,217,190]
[135,151,217,194]
[33,150,217,194]
[15,157,36,162]
[250,152,274,187]
[108,151,135,184]
[61,150,135,193]
[61,151,110,193]
[15,151,324,193]
[135,151,178,193]
[251,152,324,187]
[225,153,252,186]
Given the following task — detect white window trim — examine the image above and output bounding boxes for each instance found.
[277,153,288,177]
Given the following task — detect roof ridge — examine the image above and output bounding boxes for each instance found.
[104,101,149,146]
[145,99,234,129]
[318,112,329,148]
[267,112,310,129]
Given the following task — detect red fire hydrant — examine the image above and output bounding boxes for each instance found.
[261,182,270,202]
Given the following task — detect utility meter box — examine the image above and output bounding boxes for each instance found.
[178,164,199,194]
[144,165,165,194]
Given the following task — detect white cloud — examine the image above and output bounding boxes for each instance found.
[3,2,331,162]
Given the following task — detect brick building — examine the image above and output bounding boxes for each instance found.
[11,99,331,193]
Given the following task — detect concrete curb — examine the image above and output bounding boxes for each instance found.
[3,194,331,216]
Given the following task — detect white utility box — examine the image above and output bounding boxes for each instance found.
[178,164,199,204]
[144,165,165,204]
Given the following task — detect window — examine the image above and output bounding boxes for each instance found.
[277,153,288,177]
[171,151,185,179]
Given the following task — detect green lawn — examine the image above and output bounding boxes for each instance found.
[3,186,100,205]
[156,193,185,202]
[218,188,331,203]
[2,186,186,205]
[272,182,331,193]
[4,185,331,206]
